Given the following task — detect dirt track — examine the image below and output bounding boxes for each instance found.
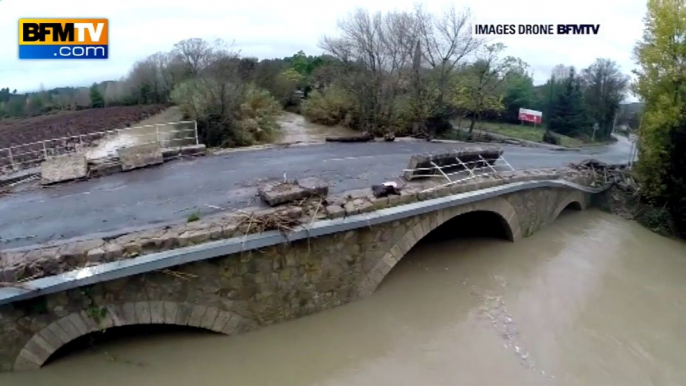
[0,105,169,149]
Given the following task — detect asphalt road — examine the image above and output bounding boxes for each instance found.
[0,136,634,249]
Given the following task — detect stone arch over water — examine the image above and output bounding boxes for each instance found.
[356,197,521,297]
[551,190,589,222]
[13,302,251,371]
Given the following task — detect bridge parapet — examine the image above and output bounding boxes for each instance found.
[0,167,596,286]
[0,167,604,372]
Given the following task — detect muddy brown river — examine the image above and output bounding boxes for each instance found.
[3,209,686,386]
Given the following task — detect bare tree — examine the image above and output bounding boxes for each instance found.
[172,38,215,77]
[414,4,483,101]
[551,64,572,82]
[320,8,418,133]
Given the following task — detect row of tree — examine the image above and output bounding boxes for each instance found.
[2,5,635,146]
[633,0,686,236]
[296,6,633,142]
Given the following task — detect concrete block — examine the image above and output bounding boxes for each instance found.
[162,144,207,160]
[40,154,88,185]
[118,143,164,171]
[258,181,307,206]
[258,177,329,206]
[297,177,329,197]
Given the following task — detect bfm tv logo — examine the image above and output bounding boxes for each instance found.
[19,19,108,59]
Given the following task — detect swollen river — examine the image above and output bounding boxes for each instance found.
[3,209,686,386]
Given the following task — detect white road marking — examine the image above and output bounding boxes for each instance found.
[324,155,378,162]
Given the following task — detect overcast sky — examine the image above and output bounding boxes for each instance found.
[0,0,645,97]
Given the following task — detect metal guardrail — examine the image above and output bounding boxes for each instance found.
[403,154,516,193]
[0,120,198,174]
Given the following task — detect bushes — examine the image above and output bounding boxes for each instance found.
[234,85,282,145]
[172,80,281,148]
[301,84,357,127]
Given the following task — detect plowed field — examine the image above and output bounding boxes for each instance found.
[0,105,169,148]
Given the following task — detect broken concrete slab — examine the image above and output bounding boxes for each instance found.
[297,177,329,197]
[258,181,307,206]
[403,145,504,181]
[118,143,164,171]
[40,154,88,185]
[162,144,207,160]
[258,178,330,207]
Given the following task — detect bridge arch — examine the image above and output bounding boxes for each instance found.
[13,301,251,371]
[356,197,521,297]
[551,190,589,222]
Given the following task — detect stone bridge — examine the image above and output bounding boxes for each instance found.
[0,170,605,372]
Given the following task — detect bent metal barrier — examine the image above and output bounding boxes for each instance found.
[0,120,198,174]
[0,177,609,372]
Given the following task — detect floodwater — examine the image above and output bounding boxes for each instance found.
[276,112,358,143]
[4,209,686,386]
[86,108,191,160]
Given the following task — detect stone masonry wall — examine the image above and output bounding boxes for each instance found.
[0,185,592,372]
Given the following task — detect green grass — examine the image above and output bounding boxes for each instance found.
[475,121,585,147]
[187,211,201,223]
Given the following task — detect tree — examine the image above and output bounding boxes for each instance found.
[581,58,630,140]
[411,4,484,136]
[320,8,418,133]
[26,93,44,115]
[452,43,518,132]
[548,68,589,137]
[633,0,686,235]
[4,95,26,117]
[89,83,105,108]
[502,64,537,123]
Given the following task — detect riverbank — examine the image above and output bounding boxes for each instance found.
[602,184,679,238]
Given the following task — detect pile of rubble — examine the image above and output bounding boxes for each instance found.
[568,159,637,192]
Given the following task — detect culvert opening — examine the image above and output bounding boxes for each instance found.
[44,324,217,367]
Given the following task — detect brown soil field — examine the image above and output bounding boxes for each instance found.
[0,105,169,149]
